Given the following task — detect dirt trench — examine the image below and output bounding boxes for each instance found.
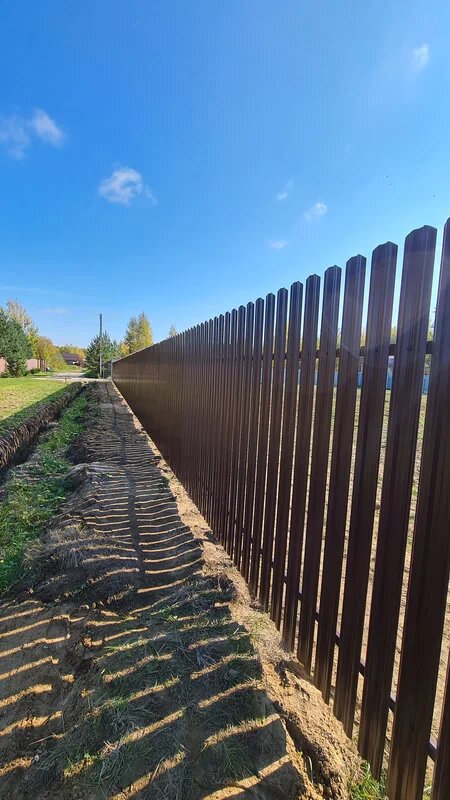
[0,382,358,799]
[0,382,84,472]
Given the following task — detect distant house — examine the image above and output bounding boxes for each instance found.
[61,352,82,366]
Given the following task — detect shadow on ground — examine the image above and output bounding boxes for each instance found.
[0,383,304,800]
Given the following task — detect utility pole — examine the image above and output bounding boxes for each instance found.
[99,312,103,379]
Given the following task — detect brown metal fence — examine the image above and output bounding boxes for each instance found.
[112,220,450,799]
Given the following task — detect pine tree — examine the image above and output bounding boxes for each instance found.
[0,309,32,376]
[84,331,119,377]
[168,325,178,338]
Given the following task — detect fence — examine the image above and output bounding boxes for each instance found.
[112,220,450,800]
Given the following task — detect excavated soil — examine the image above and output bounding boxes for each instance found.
[0,382,359,799]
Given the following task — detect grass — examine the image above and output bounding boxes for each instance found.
[0,376,68,433]
[32,365,85,375]
[50,364,84,372]
[349,762,387,800]
[0,389,89,593]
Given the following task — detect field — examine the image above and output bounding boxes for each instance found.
[0,377,67,432]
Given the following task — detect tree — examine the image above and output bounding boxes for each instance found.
[123,316,138,354]
[5,299,39,355]
[0,309,32,376]
[84,331,119,377]
[36,336,66,370]
[57,344,85,363]
[136,312,153,350]
[168,325,178,338]
[123,312,153,354]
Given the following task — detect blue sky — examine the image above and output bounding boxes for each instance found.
[0,0,449,347]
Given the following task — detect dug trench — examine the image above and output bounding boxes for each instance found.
[0,382,84,473]
[0,382,360,799]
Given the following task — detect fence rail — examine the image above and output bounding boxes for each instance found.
[112,220,450,800]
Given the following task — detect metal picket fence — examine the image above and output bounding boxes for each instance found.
[112,219,450,799]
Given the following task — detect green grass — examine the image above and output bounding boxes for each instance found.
[0,376,68,433]
[32,365,85,374]
[56,364,85,372]
[349,762,387,800]
[0,390,88,593]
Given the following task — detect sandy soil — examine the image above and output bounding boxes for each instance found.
[0,383,359,800]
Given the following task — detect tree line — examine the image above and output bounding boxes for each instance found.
[84,314,178,377]
[0,299,85,377]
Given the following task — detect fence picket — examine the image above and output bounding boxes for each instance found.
[259,288,289,610]
[271,281,303,628]
[216,313,231,542]
[220,312,235,543]
[315,254,366,701]
[334,241,397,736]
[282,274,320,649]
[226,306,246,556]
[359,226,436,776]
[387,220,450,799]
[233,302,255,567]
[241,298,264,581]
[298,265,341,672]
[208,316,223,527]
[249,293,275,595]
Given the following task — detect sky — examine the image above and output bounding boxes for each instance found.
[0,0,449,347]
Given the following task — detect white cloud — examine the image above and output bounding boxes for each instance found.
[268,239,288,250]
[0,108,64,159]
[0,114,30,159]
[276,178,294,201]
[304,201,327,222]
[44,306,68,315]
[29,109,64,146]
[411,44,429,73]
[98,166,157,206]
